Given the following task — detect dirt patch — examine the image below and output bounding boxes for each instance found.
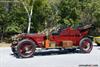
[0,42,11,47]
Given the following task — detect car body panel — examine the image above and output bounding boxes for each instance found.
[16,27,89,48]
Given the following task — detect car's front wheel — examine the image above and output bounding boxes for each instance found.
[16,39,36,58]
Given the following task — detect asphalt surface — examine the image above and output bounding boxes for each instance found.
[0,46,100,67]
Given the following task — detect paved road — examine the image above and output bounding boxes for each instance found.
[0,46,100,67]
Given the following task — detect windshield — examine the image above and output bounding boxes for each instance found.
[51,25,68,35]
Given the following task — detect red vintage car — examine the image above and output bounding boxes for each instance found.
[11,24,93,58]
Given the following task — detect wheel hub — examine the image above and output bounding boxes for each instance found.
[82,40,91,51]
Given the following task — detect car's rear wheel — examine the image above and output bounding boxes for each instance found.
[16,39,36,58]
[79,38,93,53]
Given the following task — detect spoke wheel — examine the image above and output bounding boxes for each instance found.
[79,38,93,53]
[17,39,36,58]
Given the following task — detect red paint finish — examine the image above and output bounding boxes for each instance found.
[18,26,90,48]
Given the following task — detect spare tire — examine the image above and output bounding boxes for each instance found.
[16,39,36,58]
[79,38,93,53]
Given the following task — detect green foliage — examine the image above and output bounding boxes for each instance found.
[59,0,81,19]
[32,0,59,32]
[0,0,100,37]
[58,0,81,28]
[5,23,21,33]
[58,0,100,30]
[0,2,27,33]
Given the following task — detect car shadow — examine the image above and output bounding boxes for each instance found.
[11,49,82,58]
[34,49,81,56]
[94,45,100,50]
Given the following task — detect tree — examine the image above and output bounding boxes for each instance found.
[58,0,81,28]
[58,0,100,35]
[0,1,27,42]
[31,0,60,34]
[18,0,35,33]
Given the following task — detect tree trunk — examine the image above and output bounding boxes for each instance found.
[27,15,32,33]
[27,6,33,34]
